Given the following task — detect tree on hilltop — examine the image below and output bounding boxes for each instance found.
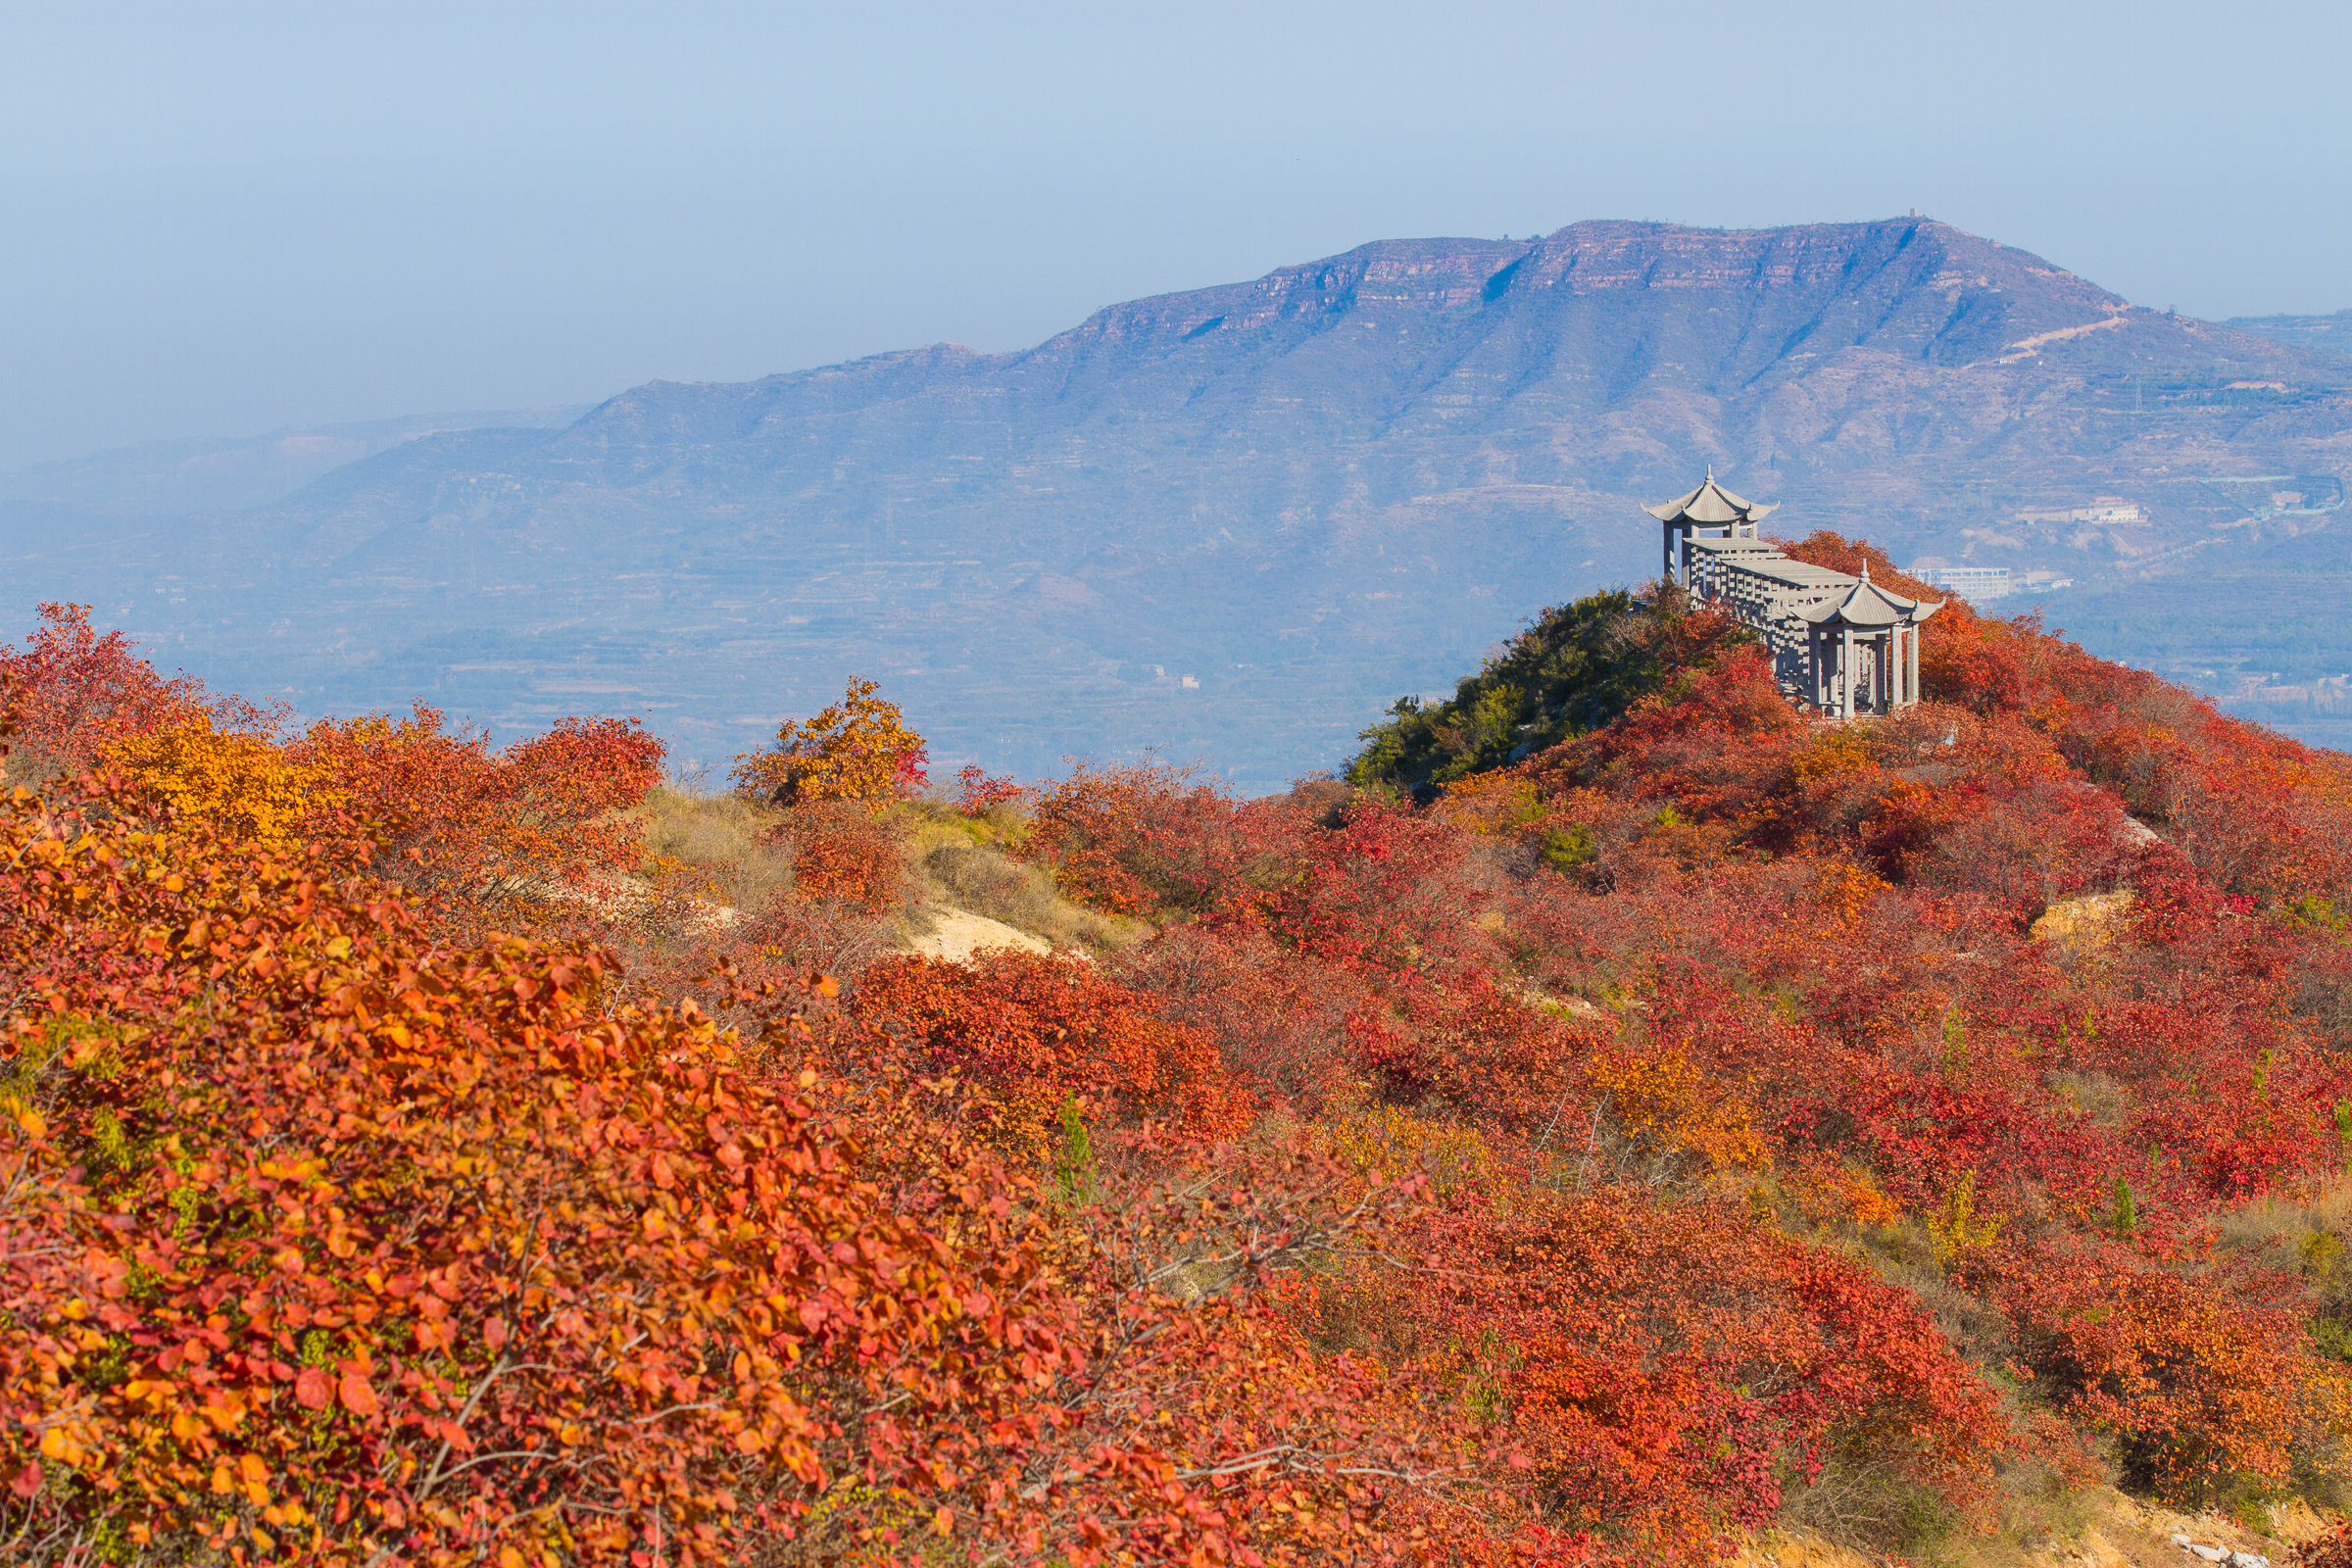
[1348,585,1752,792]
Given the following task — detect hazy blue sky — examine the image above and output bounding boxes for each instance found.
[4,0,2345,469]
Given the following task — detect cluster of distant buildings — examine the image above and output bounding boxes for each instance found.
[1904,493,2143,602]
[2013,496,2146,528]
[1905,564,2075,604]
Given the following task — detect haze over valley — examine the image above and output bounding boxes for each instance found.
[7,217,2347,779]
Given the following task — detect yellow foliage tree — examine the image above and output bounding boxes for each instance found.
[1925,1168,2005,1271]
[731,677,929,807]
[108,714,337,849]
[1329,1103,1494,1195]
[1587,1043,1769,1176]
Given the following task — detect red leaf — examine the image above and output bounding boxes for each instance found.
[339,1374,381,1416]
[295,1365,332,1409]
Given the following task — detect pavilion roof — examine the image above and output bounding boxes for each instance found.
[1797,569,1943,629]
[1643,468,1779,526]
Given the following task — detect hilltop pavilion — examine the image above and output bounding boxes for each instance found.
[1643,472,1942,719]
[1644,468,1777,587]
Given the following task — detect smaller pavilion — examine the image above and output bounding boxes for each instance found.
[1796,565,1939,719]
[1643,468,1778,588]
[1643,473,1943,719]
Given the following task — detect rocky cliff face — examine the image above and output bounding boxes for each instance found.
[8,218,2348,781]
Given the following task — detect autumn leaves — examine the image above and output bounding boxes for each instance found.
[11,585,2352,1565]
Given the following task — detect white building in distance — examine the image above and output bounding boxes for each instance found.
[1910,564,2015,602]
[2016,496,2145,527]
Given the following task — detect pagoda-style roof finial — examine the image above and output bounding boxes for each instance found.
[1643,469,1778,527]
[1800,574,1943,630]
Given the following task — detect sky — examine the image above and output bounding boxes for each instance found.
[4,0,2347,470]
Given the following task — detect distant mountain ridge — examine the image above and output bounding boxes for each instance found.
[2229,310,2352,364]
[7,218,2349,782]
[2,407,591,519]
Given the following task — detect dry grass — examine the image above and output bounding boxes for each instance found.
[915,838,1132,952]
[637,787,796,911]
[2212,1176,2352,1268]
[2046,1069,2131,1129]
[630,790,1134,966]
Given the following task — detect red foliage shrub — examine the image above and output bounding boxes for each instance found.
[0,603,268,779]
[852,950,1252,1161]
[291,702,663,919]
[953,762,1026,812]
[1340,1187,2003,1559]
[1246,795,1502,974]
[1113,923,1372,1111]
[767,799,906,908]
[1019,760,1276,916]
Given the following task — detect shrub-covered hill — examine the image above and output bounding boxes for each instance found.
[9,576,2352,1568]
[1349,533,1954,791]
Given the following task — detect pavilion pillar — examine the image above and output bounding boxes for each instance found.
[1840,627,1853,719]
[1908,621,1921,705]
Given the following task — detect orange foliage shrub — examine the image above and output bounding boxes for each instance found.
[291,703,663,917]
[768,799,906,908]
[0,782,1084,1565]
[108,713,338,849]
[1336,1187,2004,1560]
[1986,1245,2349,1499]
[730,677,927,806]
[853,951,1251,1160]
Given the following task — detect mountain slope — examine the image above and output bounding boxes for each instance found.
[2230,310,2352,366]
[7,218,2348,781]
